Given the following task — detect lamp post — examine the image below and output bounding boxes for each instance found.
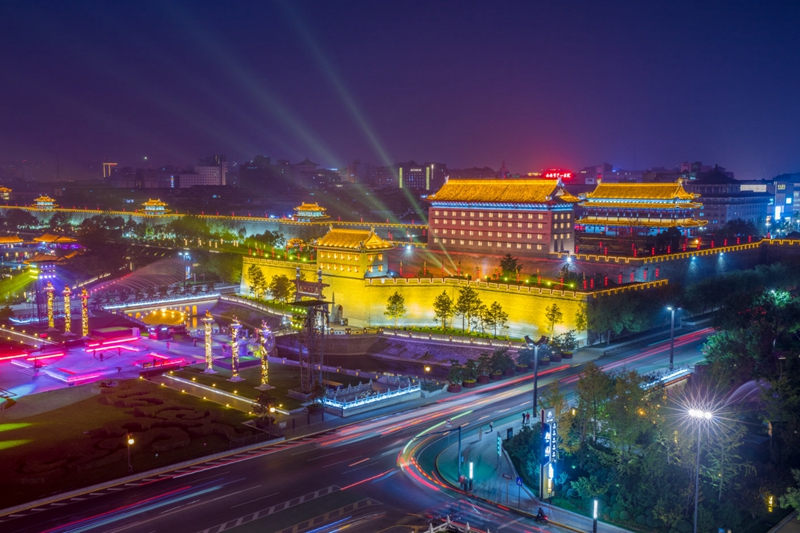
[126,434,135,472]
[688,408,713,533]
[592,499,599,533]
[666,306,680,371]
[525,335,548,416]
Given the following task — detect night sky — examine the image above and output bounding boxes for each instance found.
[1,0,799,179]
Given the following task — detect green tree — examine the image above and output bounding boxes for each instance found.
[703,422,755,503]
[454,286,482,331]
[575,308,587,333]
[545,303,563,337]
[432,290,454,330]
[447,359,464,385]
[48,211,71,232]
[486,301,508,337]
[269,274,293,303]
[575,362,613,443]
[500,253,521,279]
[779,469,800,514]
[247,264,267,299]
[384,291,407,327]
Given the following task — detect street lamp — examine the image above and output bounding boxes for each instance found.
[126,434,135,472]
[687,408,713,533]
[666,306,680,371]
[592,499,599,533]
[524,335,548,416]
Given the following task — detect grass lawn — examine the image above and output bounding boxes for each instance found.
[0,379,259,508]
[173,362,367,412]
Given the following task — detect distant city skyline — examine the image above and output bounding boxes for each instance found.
[2,0,799,180]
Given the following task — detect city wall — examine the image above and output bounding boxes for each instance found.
[0,205,424,242]
[240,256,601,339]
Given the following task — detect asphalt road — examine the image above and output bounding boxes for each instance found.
[1,329,709,533]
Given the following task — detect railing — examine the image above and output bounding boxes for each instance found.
[102,292,223,310]
[322,382,421,410]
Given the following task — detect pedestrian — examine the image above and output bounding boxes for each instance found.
[522,412,526,425]
[489,422,493,432]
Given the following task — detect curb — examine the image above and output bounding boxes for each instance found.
[431,440,583,533]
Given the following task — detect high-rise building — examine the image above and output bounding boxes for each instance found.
[102,162,118,178]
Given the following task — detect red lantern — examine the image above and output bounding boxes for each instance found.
[603,275,608,287]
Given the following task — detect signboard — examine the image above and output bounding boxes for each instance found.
[543,168,573,181]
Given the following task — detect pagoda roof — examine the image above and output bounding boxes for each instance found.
[581,200,702,209]
[427,179,580,204]
[24,253,64,264]
[0,186,11,192]
[585,181,698,201]
[33,233,78,244]
[142,198,167,207]
[0,235,22,244]
[315,228,393,250]
[295,202,327,212]
[34,195,56,202]
[576,216,708,228]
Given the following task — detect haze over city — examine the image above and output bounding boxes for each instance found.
[2,0,800,178]
[4,2,800,533]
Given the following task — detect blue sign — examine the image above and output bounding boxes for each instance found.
[516,476,523,486]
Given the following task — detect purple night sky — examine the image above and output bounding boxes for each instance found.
[1,0,799,178]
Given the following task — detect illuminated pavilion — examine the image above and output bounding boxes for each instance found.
[0,186,11,202]
[33,195,57,210]
[315,228,392,278]
[576,180,706,236]
[140,198,169,216]
[426,178,580,256]
[293,202,330,222]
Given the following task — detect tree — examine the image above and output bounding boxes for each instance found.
[500,254,521,279]
[247,264,267,299]
[779,469,800,514]
[252,390,275,428]
[2,208,39,229]
[484,301,508,337]
[703,422,755,503]
[545,303,563,337]
[48,211,71,232]
[575,308,587,333]
[432,290,454,330]
[384,291,407,327]
[454,286,481,332]
[269,274,293,303]
[575,362,613,443]
[447,360,464,385]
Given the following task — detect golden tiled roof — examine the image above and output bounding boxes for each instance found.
[0,235,22,244]
[33,233,78,243]
[581,201,702,209]
[315,228,392,250]
[576,216,708,228]
[142,198,167,207]
[427,179,580,204]
[0,186,11,192]
[585,181,698,201]
[295,202,327,212]
[34,195,56,203]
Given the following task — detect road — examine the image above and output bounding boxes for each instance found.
[1,329,709,533]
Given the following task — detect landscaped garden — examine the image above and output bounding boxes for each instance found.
[0,379,260,507]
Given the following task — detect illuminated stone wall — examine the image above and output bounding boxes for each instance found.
[241,255,589,338]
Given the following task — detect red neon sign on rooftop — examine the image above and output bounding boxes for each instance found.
[542,168,573,180]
